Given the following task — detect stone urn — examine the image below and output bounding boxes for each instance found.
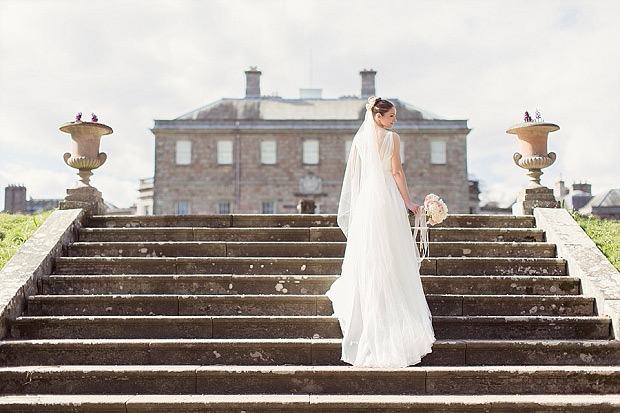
[59,121,112,215]
[506,122,560,214]
[60,121,112,187]
[507,122,559,187]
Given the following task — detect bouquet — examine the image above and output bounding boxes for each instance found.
[408,193,448,265]
[408,193,448,225]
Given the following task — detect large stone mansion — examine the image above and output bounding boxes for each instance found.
[145,68,471,215]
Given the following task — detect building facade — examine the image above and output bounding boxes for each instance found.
[150,69,471,215]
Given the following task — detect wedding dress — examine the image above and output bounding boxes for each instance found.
[325,108,436,368]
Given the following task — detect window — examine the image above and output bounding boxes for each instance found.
[175,140,192,165]
[261,140,277,164]
[303,139,319,164]
[345,140,352,161]
[430,140,447,164]
[261,202,275,214]
[175,202,190,215]
[217,140,233,164]
[218,202,231,214]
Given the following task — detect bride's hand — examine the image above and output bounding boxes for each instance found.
[407,202,423,216]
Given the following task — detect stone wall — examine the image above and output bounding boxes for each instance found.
[153,128,469,215]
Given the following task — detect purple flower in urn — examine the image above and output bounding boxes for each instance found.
[535,109,542,121]
[75,112,82,122]
[524,111,532,122]
[91,113,98,122]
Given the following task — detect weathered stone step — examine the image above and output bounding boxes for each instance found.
[1,365,618,395]
[2,339,618,367]
[9,315,611,340]
[53,257,566,276]
[88,213,536,229]
[78,227,546,243]
[67,241,556,258]
[25,294,595,317]
[79,227,312,242]
[2,394,619,413]
[42,274,581,296]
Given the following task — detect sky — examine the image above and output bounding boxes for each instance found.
[0,0,619,211]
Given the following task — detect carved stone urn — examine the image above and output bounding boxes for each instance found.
[59,121,112,215]
[507,122,559,187]
[60,121,112,187]
[507,122,560,215]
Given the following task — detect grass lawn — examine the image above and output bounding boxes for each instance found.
[0,210,54,270]
[571,212,620,272]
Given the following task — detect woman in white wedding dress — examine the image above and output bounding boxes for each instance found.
[325,96,436,368]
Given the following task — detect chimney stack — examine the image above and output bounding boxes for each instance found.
[554,175,568,198]
[360,69,377,98]
[245,67,261,98]
[571,182,592,195]
[4,184,27,214]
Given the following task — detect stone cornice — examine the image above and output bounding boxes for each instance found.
[151,119,470,135]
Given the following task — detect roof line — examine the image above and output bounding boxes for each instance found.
[394,98,445,120]
[170,96,451,122]
[597,190,612,207]
[173,98,228,120]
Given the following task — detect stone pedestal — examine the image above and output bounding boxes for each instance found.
[59,187,106,216]
[512,186,560,215]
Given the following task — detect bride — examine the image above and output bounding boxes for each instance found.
[325,96,436,368]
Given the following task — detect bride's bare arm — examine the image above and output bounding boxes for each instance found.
[391,133,422,214]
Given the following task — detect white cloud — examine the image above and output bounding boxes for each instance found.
[1,0,619,211]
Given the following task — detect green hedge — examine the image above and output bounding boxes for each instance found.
[0,210,54,270]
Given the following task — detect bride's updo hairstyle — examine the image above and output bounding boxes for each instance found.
[367,96,394,116]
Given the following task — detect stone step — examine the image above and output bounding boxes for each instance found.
[78,227,546,243]
[25,294,596,317]
[88,213,536,229]
[0,365,618,395]
[2,339,618,367]
[89,214,338,229]
[2,394,619,413]
[53,257,566,276]
[9,315,611,340]
[66,241,556,258]
[41,274,581,296]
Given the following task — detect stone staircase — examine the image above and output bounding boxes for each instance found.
[1,214,619,411]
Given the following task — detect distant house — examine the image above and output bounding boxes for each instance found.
[554,177,620,220]
[555,178,593,211]
[579,189,620,220]
[2,185,60,215]
[147,67,472,215]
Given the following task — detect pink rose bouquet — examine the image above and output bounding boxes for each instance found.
[408,193,448,225]
[423,193,448,225]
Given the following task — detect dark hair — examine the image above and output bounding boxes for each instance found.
[368,96,394,115]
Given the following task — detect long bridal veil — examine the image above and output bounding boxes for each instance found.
[337,109,389,239]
